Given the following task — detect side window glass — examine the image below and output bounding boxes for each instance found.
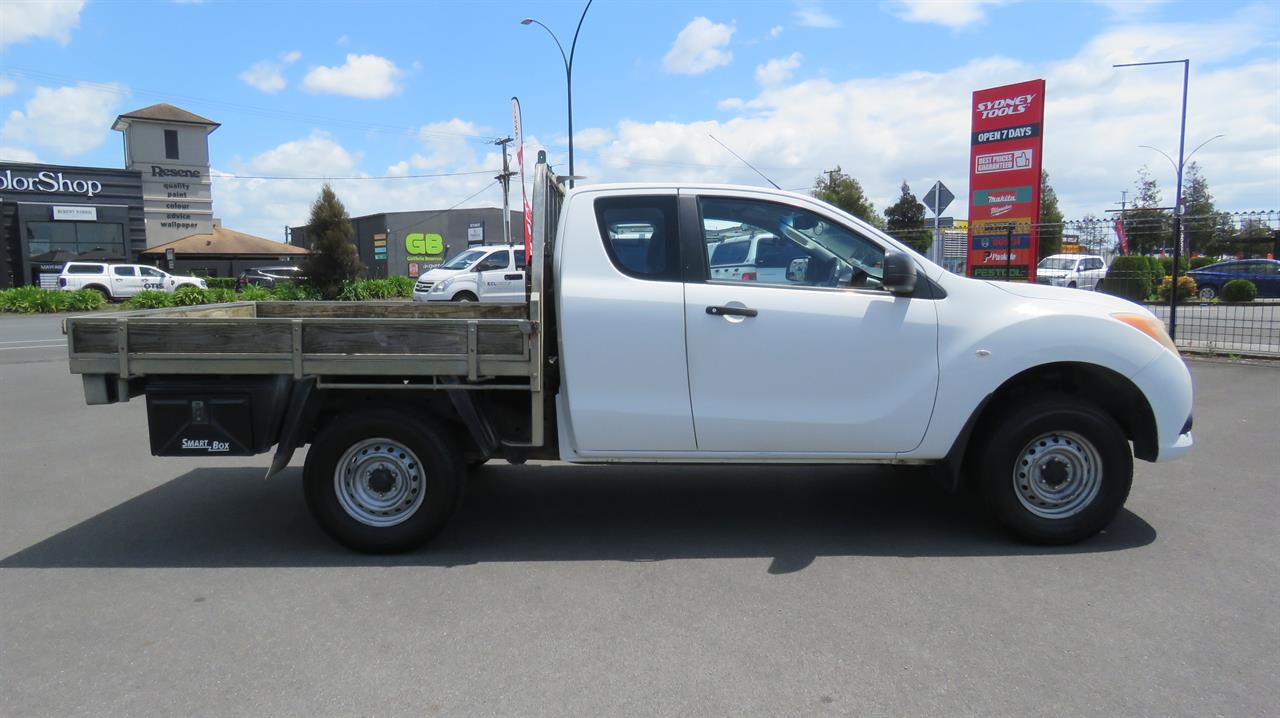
[113,266,136,277]
[140,267,164,277]
[475,253,508,272]
[594,195,680,280]
[699,197,885,290]
[514,249,527,269]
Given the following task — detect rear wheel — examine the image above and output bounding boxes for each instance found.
[1198,285,1217,300]
[1067,281,1077,288]
[1094,280,1104,292]
[304,410,462,553]
[972,396,1132,544]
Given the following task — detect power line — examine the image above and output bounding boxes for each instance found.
[211,169,499,181]
[395,181,504,235]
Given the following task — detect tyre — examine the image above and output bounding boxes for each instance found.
[1198,285,1216,301]
[452,291,477,302]
[85,285,111,302]
[1067,281,1077,289]
[972,396,1132,544]
[303,410,462,553]
[1094,280,1104,292]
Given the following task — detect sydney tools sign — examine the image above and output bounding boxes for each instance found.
[967,79,1045,281]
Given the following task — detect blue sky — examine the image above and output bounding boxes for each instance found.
[2,0,1277,240]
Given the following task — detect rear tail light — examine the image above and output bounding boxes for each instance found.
[741,272,757,281]
[59,277,67,288]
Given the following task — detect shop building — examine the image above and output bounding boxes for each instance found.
[140,223,307,278]
[289,207,523,279]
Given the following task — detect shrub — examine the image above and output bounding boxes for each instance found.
[1156,275,1197,302]
[1157,256,1189,276]
[203,288,237,304]
[271,282,321,301]
[1222,278,1258,303]
[127,290,173,309]
[1102,256,1153,302]
[171,286,210,306]
[63,288,107,311]
[337,279,398,301]
[238,285,272,301]
[387,275,415,298]
[206,277,238,290]
[1190,256,1219,270]
[337,280,372,301]
[0,287,70,313]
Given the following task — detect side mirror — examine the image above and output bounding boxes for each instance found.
[786,257,809,282]
[882,251,917,296]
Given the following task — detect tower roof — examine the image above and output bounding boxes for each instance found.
[112,103,220,133]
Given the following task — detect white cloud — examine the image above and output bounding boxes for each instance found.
[0,0,84,47]
[1091,0,1168,19]
[0,77,15,96]
[249,130,362,177]
[795,2,841,28]
[302,54,404,99]
[577,6,1279,220]
[756,53,803,86]
[663,17,735,75]
[0,146,39,162]
[890,0,1012,29]
[572,128,614,150]
[1,82,126,156]
[336,34,350,46]
[282,50,302,64]
[240,61,287,94]
[769,25,784,38]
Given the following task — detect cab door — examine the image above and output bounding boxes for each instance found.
[111,266,145,297]
[682,192,939,455]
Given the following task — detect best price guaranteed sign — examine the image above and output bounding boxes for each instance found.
[967,79,1045,281]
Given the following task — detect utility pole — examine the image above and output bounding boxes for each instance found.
[492,137,515,247]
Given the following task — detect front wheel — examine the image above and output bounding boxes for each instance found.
[1198,285,1217,301]
[304,410,462,553]
[972,396,1133,544]
[452,291,477,302]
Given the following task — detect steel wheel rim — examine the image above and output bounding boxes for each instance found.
[1012,431,1103,519]
[333,438,426,527]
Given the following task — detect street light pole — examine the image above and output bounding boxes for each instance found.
[522,0,593,189]
[1115,58,1189,340]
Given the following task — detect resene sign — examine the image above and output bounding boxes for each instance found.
[0,169,103,198]
[967,79,1045,282]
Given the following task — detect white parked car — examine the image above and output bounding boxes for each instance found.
[58,262,206,300]
[1037,254,1107,290]
[412,245,527,303]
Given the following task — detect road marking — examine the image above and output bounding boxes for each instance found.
[0,343,64,351]
[0,338,63,345]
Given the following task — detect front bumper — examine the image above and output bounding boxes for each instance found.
[1130,349,1195,462]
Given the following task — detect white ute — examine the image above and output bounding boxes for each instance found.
[59,262,206,300]
[64,158,1193,552]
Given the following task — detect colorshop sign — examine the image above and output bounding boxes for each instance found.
[967,79,1045,281]
[0,169,103,198]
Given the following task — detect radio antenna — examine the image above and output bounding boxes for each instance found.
[707,134,781,190]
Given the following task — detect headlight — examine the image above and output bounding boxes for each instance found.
[1112,313,1178,355]
[431,281,447,293]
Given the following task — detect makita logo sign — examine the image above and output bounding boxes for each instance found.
[976,94,1037,119]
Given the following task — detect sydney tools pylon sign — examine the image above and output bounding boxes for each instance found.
[966,79,1045,281]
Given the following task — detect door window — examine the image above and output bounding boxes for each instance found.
[594,196,680,280]
[140,267,165,278]
[514,249,527,269]
[113,266,136,277]
[474,251,510,272]
[698,197,884,289]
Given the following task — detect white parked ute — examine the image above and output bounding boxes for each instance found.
[411,244,527,303]
[1036,254,1108,290]
[63,157,1193,553]
[59,262,206,300]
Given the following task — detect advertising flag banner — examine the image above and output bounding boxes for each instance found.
[1114,218,1129,255]
[967,79,1045,281]
[512,97,533,260]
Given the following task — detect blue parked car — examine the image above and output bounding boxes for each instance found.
[1186,259,1280,300]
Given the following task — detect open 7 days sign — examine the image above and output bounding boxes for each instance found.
[966,79,1045,282]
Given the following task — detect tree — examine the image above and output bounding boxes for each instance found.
[1122,166,1171,255]
[812,166,882,228]
[1038,170,1064,259]
[302,184,363,299]
[1235,218,1274,258]
[1180,162,1220,256]
[1077,213,1112,255]
[883,181,931,253]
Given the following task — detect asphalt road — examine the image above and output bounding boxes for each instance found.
[2,313,1278,717]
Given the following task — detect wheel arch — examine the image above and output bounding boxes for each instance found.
[941,361,1158,490]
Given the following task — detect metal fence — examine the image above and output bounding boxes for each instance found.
[875,211,1279,356]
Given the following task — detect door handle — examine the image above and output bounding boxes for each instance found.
[504,274,523,280]
[706,305,758,318]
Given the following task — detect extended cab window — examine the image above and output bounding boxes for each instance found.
[594,196,680,280]
[699,197,885,290]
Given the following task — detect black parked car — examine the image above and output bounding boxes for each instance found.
[235,266,305,290]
